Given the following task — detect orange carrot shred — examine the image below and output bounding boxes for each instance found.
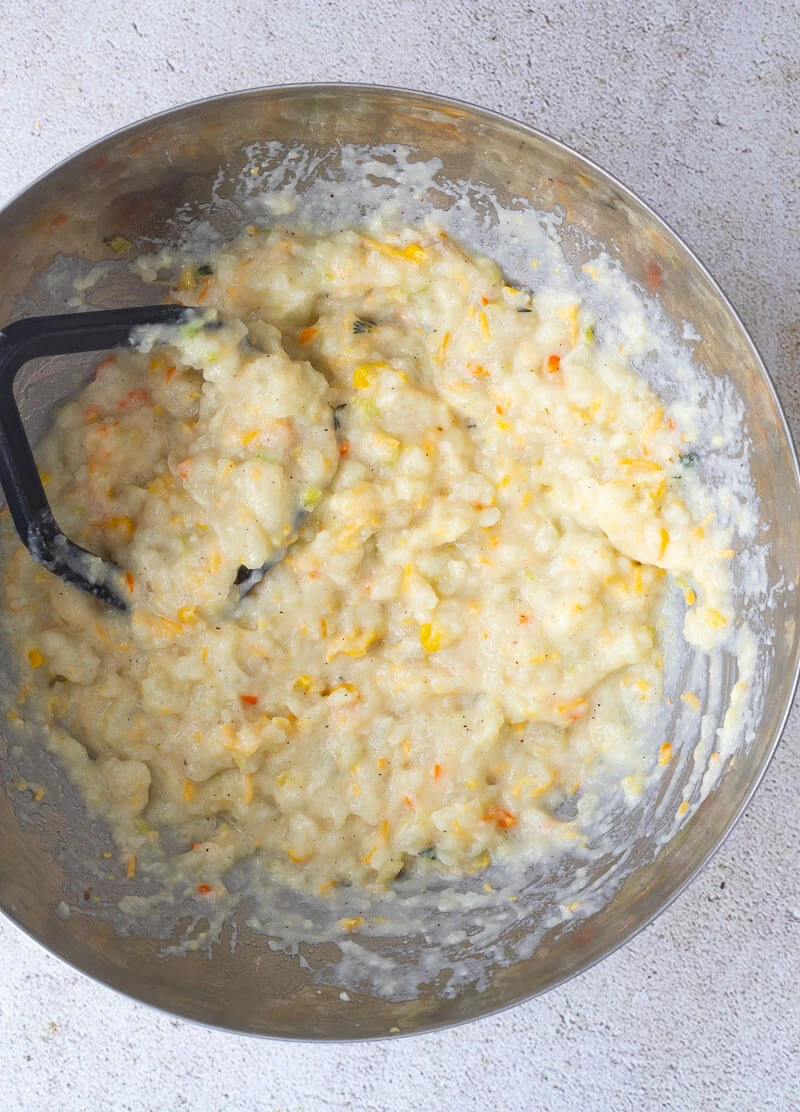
[485,807,516,828]
[240,694,258,706]
[298,326,318,344]
[546,354,561,374]
[197,883,212,895]
[125,572,135,593]
[339,441,350,457]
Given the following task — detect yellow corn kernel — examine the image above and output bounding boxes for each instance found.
[704,609,728,629]
[241,429,259,446]
[107,516,134,542]
[183,780,195,801]
[436,331,451,363]
[327,629,380,661]
[340,916,364,932]
[685,587,697,606]
[419,623,442,653]
[353,362,384,389]
[496,419,510,431]
[398,244,426,262]
[27,649,43,669]
[126,855,137,878]
[242,774,254,806]
[478,310,491,340]
[295,675,313,692]
[680,691,701,711]
[658,742,672,766]
[659,527,669,557]
[177,606,197,625]
[678,800,689,816]
[618,458,663,472]
[650,478,667,504]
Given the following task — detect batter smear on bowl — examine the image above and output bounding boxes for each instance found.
[1,226,735,896]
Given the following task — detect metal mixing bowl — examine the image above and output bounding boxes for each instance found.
[0,85,798,1039]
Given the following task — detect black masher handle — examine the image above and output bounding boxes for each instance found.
[0,306,186,611]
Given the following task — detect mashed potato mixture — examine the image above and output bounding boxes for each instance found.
[1,226,734,895]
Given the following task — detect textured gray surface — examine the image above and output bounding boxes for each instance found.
[0,1,798,1109]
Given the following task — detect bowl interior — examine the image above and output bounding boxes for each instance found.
[0,86,798,1038]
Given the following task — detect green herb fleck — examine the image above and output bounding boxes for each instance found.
[679,450,699,468]
[584,325,595,343]
[517,307,533,313]
[196,264,213,276]
[301,485,322,509]
[353,318,375,334]
[104,234,132,255]
[419,846,438,860]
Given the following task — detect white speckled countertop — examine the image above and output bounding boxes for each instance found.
[1,2,798,1109]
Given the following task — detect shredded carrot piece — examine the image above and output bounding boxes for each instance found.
[546,354,561,374]
[125,572,135,593]
[298,326,318,344]
[485,807,516,828]
[339,441,350,457]
[433,763,442,780]
[240,694,258,706]
[197,883,212,895]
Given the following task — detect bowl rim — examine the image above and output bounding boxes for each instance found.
[1,80,799,1041]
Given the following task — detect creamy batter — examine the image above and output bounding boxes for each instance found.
[1,226,736,897]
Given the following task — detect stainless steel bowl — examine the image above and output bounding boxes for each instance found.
[1,85,798,1039]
